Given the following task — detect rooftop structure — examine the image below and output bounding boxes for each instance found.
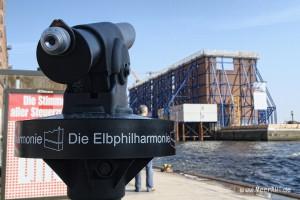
[130,50,259,88]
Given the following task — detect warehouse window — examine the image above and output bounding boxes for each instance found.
[216,57,234,70]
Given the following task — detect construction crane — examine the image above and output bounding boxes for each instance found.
[146,71,160,76]
[131,70,161,84]
[130,69,141,83]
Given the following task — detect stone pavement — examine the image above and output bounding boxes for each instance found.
[124,170,271,200]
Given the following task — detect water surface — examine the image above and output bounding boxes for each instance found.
[154,141,300,194]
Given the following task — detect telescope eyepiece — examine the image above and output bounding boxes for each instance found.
[40,26,71,55]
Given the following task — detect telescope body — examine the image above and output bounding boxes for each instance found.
[16,19,175,200]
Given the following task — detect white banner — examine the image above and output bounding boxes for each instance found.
[254,91,267,110]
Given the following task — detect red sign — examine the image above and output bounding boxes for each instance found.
[3,92,67,199]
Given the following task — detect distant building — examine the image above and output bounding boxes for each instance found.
[0,0,8,69]
[129,50,277,128]
[0,70,65,136]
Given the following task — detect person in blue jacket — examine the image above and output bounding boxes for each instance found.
[135,105,155,192]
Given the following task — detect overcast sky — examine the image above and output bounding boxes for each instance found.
[6,0,300,122]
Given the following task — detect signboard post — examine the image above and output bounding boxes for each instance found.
[2,89,67,199]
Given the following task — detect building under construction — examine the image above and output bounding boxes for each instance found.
[129,50,277,140]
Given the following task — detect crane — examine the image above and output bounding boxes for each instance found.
[130,69,141,83]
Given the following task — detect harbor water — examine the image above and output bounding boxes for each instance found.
[154,141,300,194]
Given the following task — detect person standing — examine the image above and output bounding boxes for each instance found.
[135,105,155,192]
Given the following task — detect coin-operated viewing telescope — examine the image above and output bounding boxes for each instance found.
[15,19,175,200]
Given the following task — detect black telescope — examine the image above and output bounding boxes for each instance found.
[37,20,135,85]
[15,19,175,200]
[37,20,136,114]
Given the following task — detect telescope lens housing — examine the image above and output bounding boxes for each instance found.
[40,27,71,55]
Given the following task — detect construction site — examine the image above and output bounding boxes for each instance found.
[129,50,300,141]
[0,0,298,142]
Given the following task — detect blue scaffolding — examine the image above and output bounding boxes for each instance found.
[129,51,277,127]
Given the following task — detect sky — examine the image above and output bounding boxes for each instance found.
[5,0,300,122]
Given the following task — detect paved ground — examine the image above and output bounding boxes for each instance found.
[0,169,294,199]
[124,170,269,200]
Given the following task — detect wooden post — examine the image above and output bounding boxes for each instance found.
[198,122,201,141]
[175,121,179,142]
[182,122,185,142]
[199,122,204,141]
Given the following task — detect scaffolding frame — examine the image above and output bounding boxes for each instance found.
[129,51,277,127]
